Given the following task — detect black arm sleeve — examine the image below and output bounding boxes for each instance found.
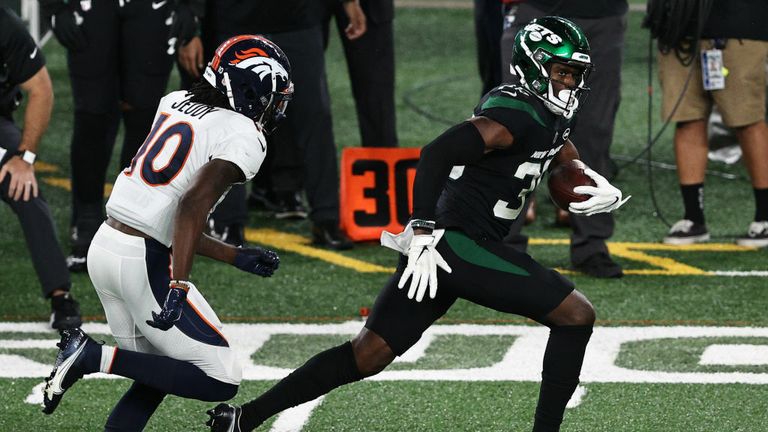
[411,121,486,221]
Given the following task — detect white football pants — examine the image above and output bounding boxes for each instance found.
[87,222,241,385]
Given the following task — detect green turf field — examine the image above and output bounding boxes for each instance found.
[1,4,767,432]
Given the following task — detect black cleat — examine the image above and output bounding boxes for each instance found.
[206,403,244,432]
[248,187,281,211]
[42,328,94,414]
[67,228,90,273]
[50,293,82,330]
[65,252,88,273]
[208,219,247,247]
[573,252,623,279]
[274,191,308,220]
[312,222,353,250]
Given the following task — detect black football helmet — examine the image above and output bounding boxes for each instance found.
[203,35,294,134]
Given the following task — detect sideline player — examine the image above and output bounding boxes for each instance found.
[41,36,292,430]
[207,17,628,432]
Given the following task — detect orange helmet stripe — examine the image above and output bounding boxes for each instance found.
[211,34,258,70]
[231,47,269,64]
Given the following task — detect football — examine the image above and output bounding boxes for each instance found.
[547,159,597,211]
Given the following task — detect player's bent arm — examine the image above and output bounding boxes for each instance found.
[468,116,515,151]
[0,66,53,201]
[196,232,237,263]
[400,117,514,302]
[18,66,54,154]
[411,119,496,221]
[197,231,280,277]
[171,159,244,281]
[556,139,630,215]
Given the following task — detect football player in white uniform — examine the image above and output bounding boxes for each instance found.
[41,35,293,430]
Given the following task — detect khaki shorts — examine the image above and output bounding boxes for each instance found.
[658,39,768,127]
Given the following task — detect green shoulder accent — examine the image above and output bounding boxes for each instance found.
[480,95,547,128]
[444,230,531,276]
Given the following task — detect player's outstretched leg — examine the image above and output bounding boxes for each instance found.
[104,382,167,431]
[43,328,99,414]
[533,290,596,432]
[43,328,239,415]
[207,328,395,432]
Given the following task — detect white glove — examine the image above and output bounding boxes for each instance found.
[569,168,631,216]
[397,230,452,302]
[381,221,453,302]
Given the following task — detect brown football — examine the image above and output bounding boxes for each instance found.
[547,160,597,211]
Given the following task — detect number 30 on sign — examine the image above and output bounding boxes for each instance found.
[340,148,421,241]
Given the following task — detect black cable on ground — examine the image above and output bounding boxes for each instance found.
[638,0,714,227]
[402,75,465,127]
[645,30,673,227]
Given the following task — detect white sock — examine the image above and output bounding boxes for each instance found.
[99,345,117,374]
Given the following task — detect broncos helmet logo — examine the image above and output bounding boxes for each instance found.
[229,49,289,89]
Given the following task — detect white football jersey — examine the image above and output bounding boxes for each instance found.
[106,90,266,247]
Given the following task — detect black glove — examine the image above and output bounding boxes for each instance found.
[49,4,87,52]
[169,2,199,48]
[233,247,280,277]
[146,282,189,331]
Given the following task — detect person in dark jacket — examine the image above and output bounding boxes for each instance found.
[205,0,366,250]
[0,7,81,329]
[40,0,204,270]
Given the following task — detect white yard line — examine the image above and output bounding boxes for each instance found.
[25,382,45,405]
[710,271,768,277]
[269,397,326,432]
[566,385,587,409]
[700,344,768,366]
[395,333,434,363]
[4,322,768,384]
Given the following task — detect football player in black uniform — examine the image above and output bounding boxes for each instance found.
[39,0,204,271]
[207,17,628,432]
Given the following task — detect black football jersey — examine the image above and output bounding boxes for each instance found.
[435,84,574,241]
[0,8,45,114]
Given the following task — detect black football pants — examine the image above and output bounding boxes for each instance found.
[0,116,70,297]
[66,0,174,251]
[366,229,574,355]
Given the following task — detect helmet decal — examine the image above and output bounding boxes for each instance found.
[234,57,289,85]
[232,48,269,63]
[524,23,563,45]
[202,34,293,134]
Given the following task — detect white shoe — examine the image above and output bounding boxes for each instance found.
[736,221,768,248]
[663,219,710,245]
